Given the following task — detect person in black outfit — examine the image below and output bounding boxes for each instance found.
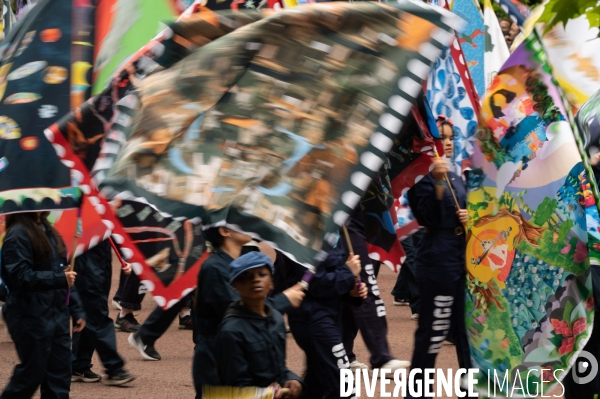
[215,252,303,398]
[1,211,86,399]
[287,236,366,399]
[391,228,423,318]
[185,226,304,398]
[70,239,135,385]
[405,119,473,399]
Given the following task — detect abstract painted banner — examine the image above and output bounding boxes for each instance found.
[0,0,91,214]
[516,10,600,111]
[466,34,597,394]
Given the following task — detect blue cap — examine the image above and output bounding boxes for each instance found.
[229,252,274,284]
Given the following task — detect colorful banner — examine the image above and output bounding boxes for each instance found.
[466,34,596,394]
[451,0,485,96]
[0,0,90,214]
[426,36,480,173]
[483,0,510,90]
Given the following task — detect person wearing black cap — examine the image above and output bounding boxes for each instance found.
[215,252,303,398]
[191,226,305,398]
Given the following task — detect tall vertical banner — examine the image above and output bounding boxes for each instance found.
[451,0,485,97]
[483,0,510,89]
[466,34,596,394]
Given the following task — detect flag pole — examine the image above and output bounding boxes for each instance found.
[66,206,82,304]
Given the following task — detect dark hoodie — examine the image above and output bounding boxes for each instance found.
[215,301,303,388]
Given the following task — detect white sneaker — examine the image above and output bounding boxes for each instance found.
[111,300,122,310]
[380,359,411,373]
[350,361,369,372]
[411,313,419,320]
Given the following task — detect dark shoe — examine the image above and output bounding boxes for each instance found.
[393,297,409,306]
[178,315,193,330]
[115,313,140,333]
[72,369,102,383]
[128,332,161,361]
[104,371,136,386]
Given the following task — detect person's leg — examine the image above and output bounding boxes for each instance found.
[346,218,395,368]
[341,303,360,365]
[407,273,456,399]
[71,328,96,373]
[40,333,71,399]
[119,273,144,312]
[391,236,412,301]
[1,332,50,398]
[112,269,127,304]
[309,318,355,399]
[74,241,126,376]
[116,273,144,332]
[289,313,328,399]
[137,299,186,347]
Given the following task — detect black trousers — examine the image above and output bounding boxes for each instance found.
[119,273,145,311]
[137,298,188,346]
[391,229,422,314]
[342,215,395,368]
[71,242,125,376]
[407,270,473,399]
[2,332,71,399]
[289,310,355,399]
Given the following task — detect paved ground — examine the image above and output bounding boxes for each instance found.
[0,258,481,399]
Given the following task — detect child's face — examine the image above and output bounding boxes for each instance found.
[232,266,273,300]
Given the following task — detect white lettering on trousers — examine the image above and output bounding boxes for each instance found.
[428,295,454,354]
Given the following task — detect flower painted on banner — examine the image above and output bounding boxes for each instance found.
[541,367,555,383]
[573,317,587,336]
[558,336,575,355]
[585,296,594,311]
[20,136,38,150]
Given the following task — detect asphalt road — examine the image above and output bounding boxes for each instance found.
[0,258,468,399]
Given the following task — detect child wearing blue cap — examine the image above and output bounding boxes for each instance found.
[215,252,303,398]
[191,226,305,398]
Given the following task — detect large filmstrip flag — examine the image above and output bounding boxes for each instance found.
[65,1,465,308]
[466,31,597,394]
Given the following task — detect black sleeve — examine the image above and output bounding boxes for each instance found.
[1,228,68,292]
[68,285,87,321]
[407,175,445,227]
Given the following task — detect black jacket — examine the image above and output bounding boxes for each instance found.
[215,302,303,388]
[193,248,291,342]
[1,224,85,338]
[287,241,359,326]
